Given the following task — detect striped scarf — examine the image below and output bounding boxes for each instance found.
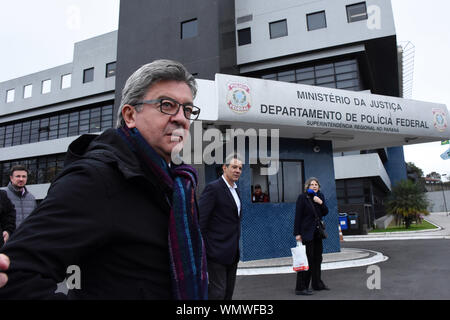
[117,126,208,300]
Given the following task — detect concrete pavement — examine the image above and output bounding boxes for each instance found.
[237,212,450,275]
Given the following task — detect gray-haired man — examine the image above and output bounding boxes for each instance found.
[0,60,207,300]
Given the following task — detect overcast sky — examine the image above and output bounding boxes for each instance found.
[0,0,448,178]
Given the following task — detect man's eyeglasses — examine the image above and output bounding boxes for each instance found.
[133,97,201,120]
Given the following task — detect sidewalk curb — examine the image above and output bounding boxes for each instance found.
[343,217,449,242]
[237,248,387,276]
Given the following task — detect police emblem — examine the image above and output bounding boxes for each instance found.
[433,108,448,132]
[227,83,251,114]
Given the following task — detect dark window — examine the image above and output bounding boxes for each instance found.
[0,153,66,187]
[307,11,327,31]
[269,19,288,39]
[277,70,295,83]
[238,28,251,46]
[0,126,5,148]
[251,160,303,203]
[346,2,368,23]
[181,19,198,39]
[83,67,94,83]
[260,59,362,92]
[106,62,116,78]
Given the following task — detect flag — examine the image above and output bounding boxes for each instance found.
[441,147,450,160]
[441,140,449,145]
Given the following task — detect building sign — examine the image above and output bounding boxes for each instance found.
[215,74,450,139]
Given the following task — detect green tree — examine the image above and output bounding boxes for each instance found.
[385,180,429,229]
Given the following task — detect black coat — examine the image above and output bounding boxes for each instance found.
[0,129,174,299]
[293,191,328,242]
[198,178,241,266]
[0,190,16,246]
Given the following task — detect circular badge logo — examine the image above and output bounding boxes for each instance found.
[433,109,448,132]
[227,83,251,114]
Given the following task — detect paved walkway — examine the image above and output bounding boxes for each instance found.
[237,212,450,275]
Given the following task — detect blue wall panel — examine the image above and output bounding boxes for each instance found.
[237,138,340,261]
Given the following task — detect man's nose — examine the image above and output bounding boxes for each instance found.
[170,106,188,123]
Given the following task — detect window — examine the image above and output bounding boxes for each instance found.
[260,59,362,91]
[238,28,251,46]
[0,153,66,187]
[307,11,327,31]
[269,19,288,39]
[251,160,303,203]
[41,79,51,94]
[181,18,198,39]
[106,62,116,78]
[23,84,32,99]
[83,68,94,83]
[61,74,71,89]
[346,2,368,23]
[6,89,15,103]
[0,102,114,149]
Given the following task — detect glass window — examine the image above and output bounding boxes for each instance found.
[316,75,335,85]
[337,79,360,89]
[23,84,32,99]
[298,78,315,86]
[251,160,303,203]
[6,89,15,103]
[269,19,288,39]
[238,28,251,46]
[61,74,71,89]
[307,11,327,31]
[315,67,334,77]
[296,71,315,81]
[346,2,368,23]
[336,72,358,81]
[320,82,337,88]
[49,116,58,140]
[262,74,277,81]
[39,117,49,141]
[58,114,68,138]
[282,161,303,202]
[68,111,79,136]
[89,107,101,132]
[106,62,116,78]
[12,123,22,146]
[83,68,94,83]
[278,70,295,83]
[41,79,51,94]
[181,19,198,39]
[0,126,5,148]
[79,110,90,134]
[30,120,40,143]
[21,121,30,144]
[335,63,357,74]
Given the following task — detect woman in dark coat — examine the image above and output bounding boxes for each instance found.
[293,177,329,295]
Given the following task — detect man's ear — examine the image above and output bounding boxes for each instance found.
[122,105,136,128]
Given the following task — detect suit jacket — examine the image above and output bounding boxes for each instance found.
[293,191,328,242]
[198,177,241,266]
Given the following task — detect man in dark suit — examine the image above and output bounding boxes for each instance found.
[199,155,243,300]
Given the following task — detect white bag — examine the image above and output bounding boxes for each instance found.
[291,241,309,271]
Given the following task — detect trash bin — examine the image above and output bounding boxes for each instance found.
[348,212,359,230]
[338,213,348,230]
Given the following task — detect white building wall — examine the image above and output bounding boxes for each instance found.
[235,0,396,66]
[0,31,117,118]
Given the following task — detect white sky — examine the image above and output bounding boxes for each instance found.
[0,0,448,178]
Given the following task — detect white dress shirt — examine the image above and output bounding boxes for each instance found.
[221,175,241,216]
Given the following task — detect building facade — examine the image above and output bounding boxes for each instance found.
[0,31,117,199]
[1,1,448,261]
